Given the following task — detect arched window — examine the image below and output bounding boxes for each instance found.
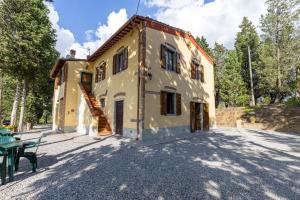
[95,62,106,83]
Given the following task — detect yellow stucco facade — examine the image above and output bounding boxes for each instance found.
[90,27,139,136]
[51,16,215,140]
[143,27,215,139]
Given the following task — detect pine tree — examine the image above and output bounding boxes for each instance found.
[196,36,213,57]
[260,0,298,101]
[235,17,260,105]
[212,42,227,107]
[0,0,58,129]
[219,51,250,106]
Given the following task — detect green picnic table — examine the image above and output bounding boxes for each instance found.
[0,137,23,185]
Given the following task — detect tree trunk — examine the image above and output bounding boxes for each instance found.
[297,66,300,98]
[248,45,255,106]
[18,80,28,132]
[26,122,33,131]
[10,82,21,126]
[0,70,3,125]
[277,46,281,88]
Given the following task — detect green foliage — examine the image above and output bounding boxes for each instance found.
[260,0,299,100]
[196,36,213,57]
[0,74,17,119]
[212,42,227,107]
[235,17,261,98]
[262,96,272,105]
[285,97,300,106]
[0,0,59,125]
[219,50,250,106]
[0,125,17,130]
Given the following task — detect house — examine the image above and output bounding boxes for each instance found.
[50,15,216,140]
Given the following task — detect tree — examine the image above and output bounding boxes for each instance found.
[0,0,58,130]
[235,17,261,105]
[219,51,250,106]
[260,0,298,102]
[196,36,213,57]
[212,42,227,107]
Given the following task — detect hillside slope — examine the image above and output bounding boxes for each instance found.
[216,105,300,133]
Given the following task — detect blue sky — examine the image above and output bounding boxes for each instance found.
[52,0,214,44]
[47,0,266,58]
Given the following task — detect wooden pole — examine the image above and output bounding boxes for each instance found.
[248,45,255,106]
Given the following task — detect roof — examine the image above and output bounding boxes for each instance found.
[88,15,213,64]
[51,15,213,78]
[50,58,86,78]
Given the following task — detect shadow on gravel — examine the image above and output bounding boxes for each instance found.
[11,130,300,200]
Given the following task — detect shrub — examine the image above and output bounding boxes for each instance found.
[1,125,17,131]
[262,96,271,105]
[285,97,300,107]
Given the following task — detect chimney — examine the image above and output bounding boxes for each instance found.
[70,49,76,58]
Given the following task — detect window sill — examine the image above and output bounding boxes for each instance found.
[166,114,177,116]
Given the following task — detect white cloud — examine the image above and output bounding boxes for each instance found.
[46,2,76,57]
[95,9,128,42]
[46,3,128,59]
[146,0,267,49]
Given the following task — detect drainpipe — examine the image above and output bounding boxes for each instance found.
[136,21,146,141]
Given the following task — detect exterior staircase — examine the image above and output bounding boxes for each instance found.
[78,83,112,136]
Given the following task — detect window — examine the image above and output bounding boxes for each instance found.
[95,62,106,83]
[113,47,128,74]
[200,65,204,82]
[166,92,176,114]
[166,48,175,71]
[191,60,204,82]
[161,44,180,74]
[161,91,181,115]
[100,98,105,108]
[195,62,200,80]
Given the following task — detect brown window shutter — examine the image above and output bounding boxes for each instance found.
[160,91,167,115]
[191,61,196,79]
[103,63,106,80]
[176,93,181,115]
[176,52,181,74]
[200,65,204,82]
[160,44,166,69]
[95,68,99,83]
[203,103,209,130]
[123,47,128,70]
[113,54,117,74]
[190,102,195,132]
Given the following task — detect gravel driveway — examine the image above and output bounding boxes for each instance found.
[0,128,299,200]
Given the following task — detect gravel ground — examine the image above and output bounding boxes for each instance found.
[0,127,299,200]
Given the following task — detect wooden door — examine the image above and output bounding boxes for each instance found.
[203,103,209,130]
[115,100,124,135]
[81,72,93,93]
[191,102,205,132]
[190,102,196,132]
[195,103,201,131]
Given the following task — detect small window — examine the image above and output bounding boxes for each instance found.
[166,92,176,114]
[195,63,201,80]
[161,91,181,116]
[191,60,204,82]
[117,53,124,73]
[161,44,180,74]
[95,62,106,83]
[100,98,105,108]
[166,48,175,71]
[113,47,128,74]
